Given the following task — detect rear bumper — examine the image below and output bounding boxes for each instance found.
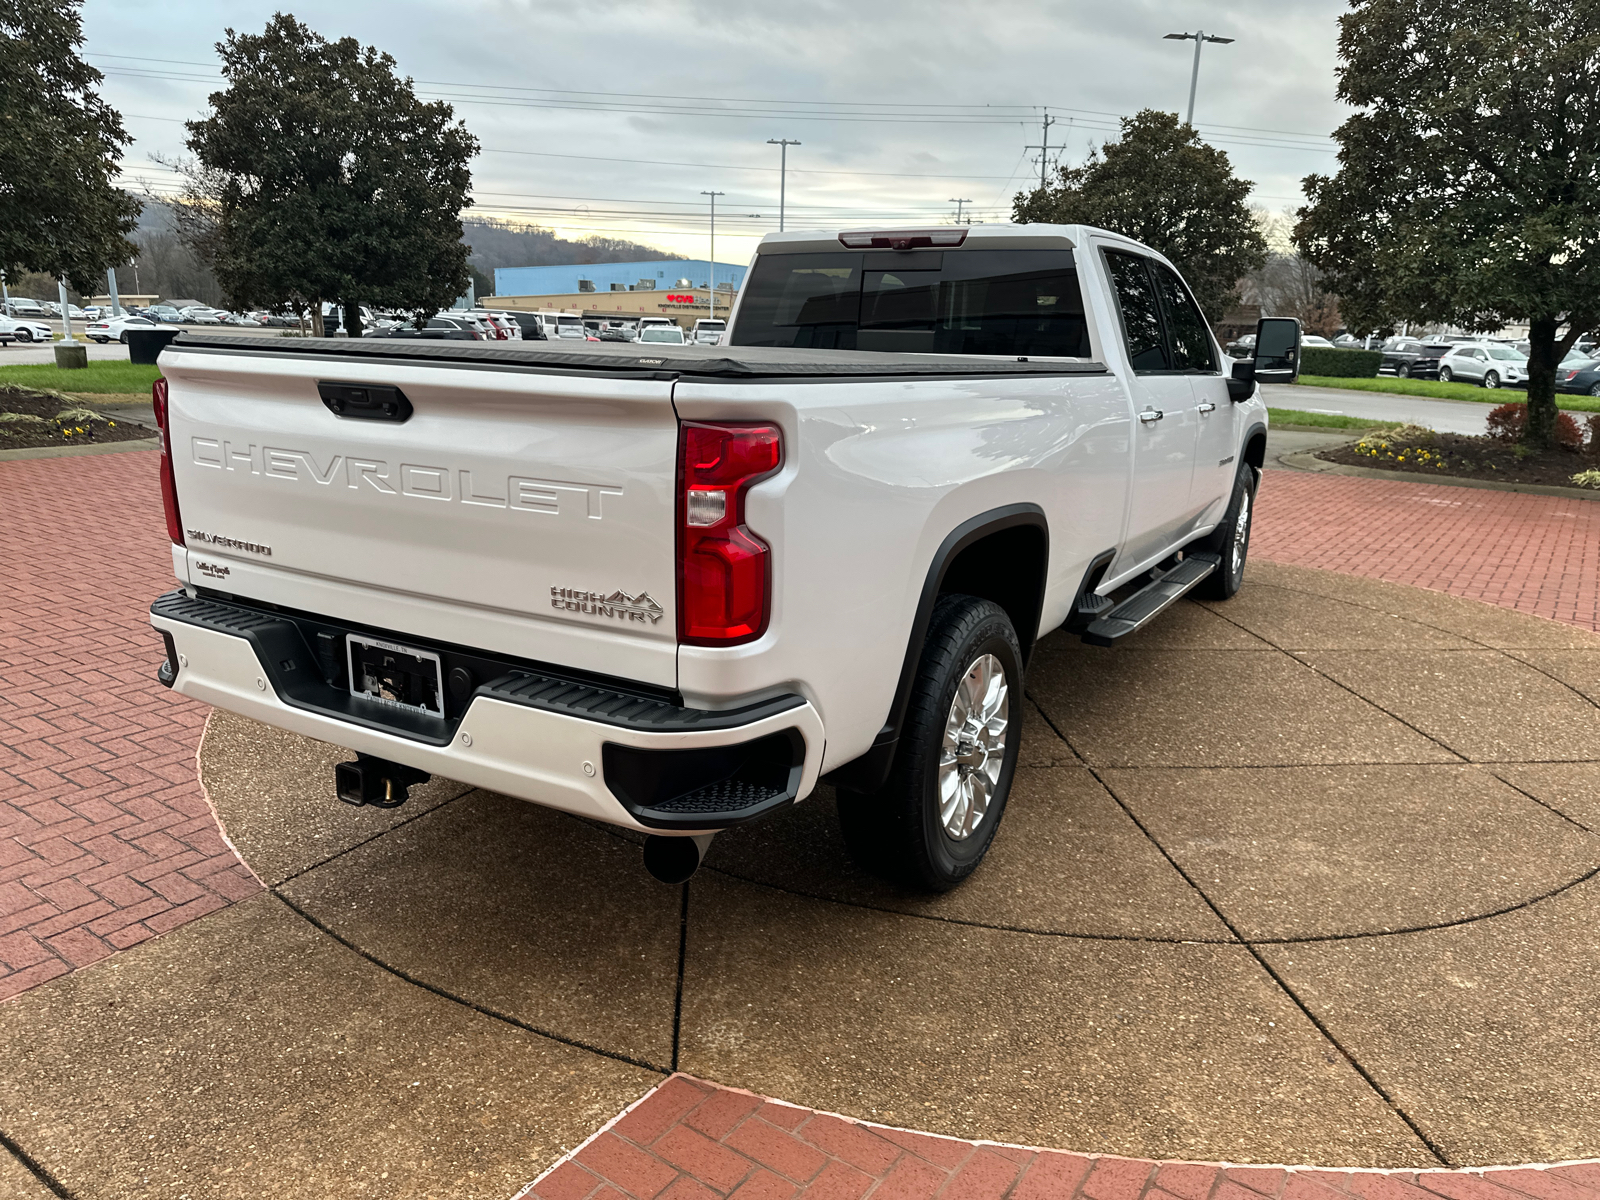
[150,591,824,835]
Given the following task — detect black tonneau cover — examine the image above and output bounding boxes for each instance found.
[164,332,1108,380]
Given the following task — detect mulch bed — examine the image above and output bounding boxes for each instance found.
[1317,426,1600,489]
[0,386,156,451]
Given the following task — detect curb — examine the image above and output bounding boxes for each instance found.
[0,438,159,462]
[1278,449,1600,501]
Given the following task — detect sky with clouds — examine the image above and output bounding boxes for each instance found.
[82,0,1351,265]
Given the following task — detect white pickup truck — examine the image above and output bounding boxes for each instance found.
[147,224,1300,890]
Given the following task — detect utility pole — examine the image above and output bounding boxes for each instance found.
[106,266,122,317]
[702,190,724,321]
[1,270,9,312]
[767,139,800,232]
[1024,110,1058,190]
[1163,30,1235,126]
[57,279,77,343]
[949,198,973,225]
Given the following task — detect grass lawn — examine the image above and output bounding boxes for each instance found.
[0,360,162,395]
[1267,407,1404,431]
[1296,374,1600,412]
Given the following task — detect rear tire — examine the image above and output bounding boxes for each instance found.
[1589,382,1600,397]
[1191,463,1259,601]
[837,595,1022,892]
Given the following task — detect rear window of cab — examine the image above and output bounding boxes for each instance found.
[731,249,1091,358]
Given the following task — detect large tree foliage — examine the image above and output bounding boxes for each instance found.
[1296,0,1600,446]
[186,14,477,335]
[0,0,140,292]
[1014,109,1267,322]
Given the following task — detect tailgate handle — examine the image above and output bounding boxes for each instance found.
[318,381,413,423]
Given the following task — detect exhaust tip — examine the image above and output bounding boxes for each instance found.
[643,834,712,884]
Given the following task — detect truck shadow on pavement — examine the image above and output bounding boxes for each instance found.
[5,562,1600,1197]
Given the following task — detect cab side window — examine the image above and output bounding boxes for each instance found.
[1151,263,1218,373]
[1104,250,1169,372]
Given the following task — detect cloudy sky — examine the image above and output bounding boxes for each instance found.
[83,0,1350,265]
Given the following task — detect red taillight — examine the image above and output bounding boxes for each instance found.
[677,422,782,645]
[1565,369,1581,381]
[152,378,184,546]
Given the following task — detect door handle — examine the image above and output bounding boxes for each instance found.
[1197,401,1217,413]
[1139,408,1164,423]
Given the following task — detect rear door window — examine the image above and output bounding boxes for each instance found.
[731,249,1090,357]
[1103,251,1169,372]
[1150,263,1217,372]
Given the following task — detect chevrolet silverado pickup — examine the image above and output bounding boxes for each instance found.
[147,223,1300,890]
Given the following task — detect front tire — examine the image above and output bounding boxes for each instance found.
[1484,371,1500,389]
[15,329,32,343]
[1191,462,1259,601]
[1439,366,1453,383]
[837,595,1022,891]
[1397,363,1411,378]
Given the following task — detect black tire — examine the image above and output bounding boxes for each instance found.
[15,329,32,343]
[1397,363,1411,378]
[1589,382,1600,397]
[1484,371,1500,389]
[1439,366,1453,383]
[837,595,1023,892]
[119,332,129,344]
[1191,462,1259,601]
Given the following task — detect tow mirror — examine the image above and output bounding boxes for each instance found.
[1253,317,1302,384]
[1227,316,1302,402]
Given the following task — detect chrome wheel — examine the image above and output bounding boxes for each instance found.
[937,653,1009,840]
[1484,371,1500,389]
[1232,485,1252,577]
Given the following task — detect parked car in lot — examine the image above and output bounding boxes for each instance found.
[636,325,687,344]
[1558,356,1600,396]
[692,319,726,345]
[179,307,225,325]
[0,315,53,343]
[364,315,481,340]
[1437,342,1529,388]
[149,221,1294,891]
[145,305,187,324]
[1383,338,1456,378]
[1300,334,1335,348]
[85,313,181,344]
[5,297,47,318]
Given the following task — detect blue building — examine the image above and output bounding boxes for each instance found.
[493,259,747,298]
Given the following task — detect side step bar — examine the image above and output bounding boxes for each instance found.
[1081,552,1221,646]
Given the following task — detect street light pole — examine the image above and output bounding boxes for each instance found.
[767,139,800,232]
[702,189,724,322]
[1163,30,1235,126]
[57,278,77,343]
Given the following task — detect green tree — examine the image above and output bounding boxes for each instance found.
[186,14,478,336]
[0,0,141,291]
[1014,109,1267,322]
[1295,0,1600,447]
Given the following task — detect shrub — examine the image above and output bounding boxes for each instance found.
[1299,346,1382,378]
[1485,402,1583,449]
[1572,469,1600,489]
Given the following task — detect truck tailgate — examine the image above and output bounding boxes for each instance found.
[159,344,680,687]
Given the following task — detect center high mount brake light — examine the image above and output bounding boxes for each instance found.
[837,229,969,250]
[152,377,184,547]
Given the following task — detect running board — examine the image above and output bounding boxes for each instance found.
[1081,553,1221,646]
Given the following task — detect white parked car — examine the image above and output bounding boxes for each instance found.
[692,319,726,345]
[0,315,55,343]
[85,314,182,344]
[636,325,687,344]
[148,222,1291,891]
[180,307,225,325]
[1438,342,1528,388]
[5,297,47,318]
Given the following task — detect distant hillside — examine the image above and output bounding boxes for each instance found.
[462,218,670,271]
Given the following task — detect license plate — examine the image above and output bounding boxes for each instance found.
[346,634,445,717]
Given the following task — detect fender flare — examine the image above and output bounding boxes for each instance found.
[822,502,1048,792]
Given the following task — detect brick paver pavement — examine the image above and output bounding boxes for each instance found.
[0,450,259,1001]
[522,1076,1600,1200]
[1253,471,1600,634]
[1,451,1597,1006]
